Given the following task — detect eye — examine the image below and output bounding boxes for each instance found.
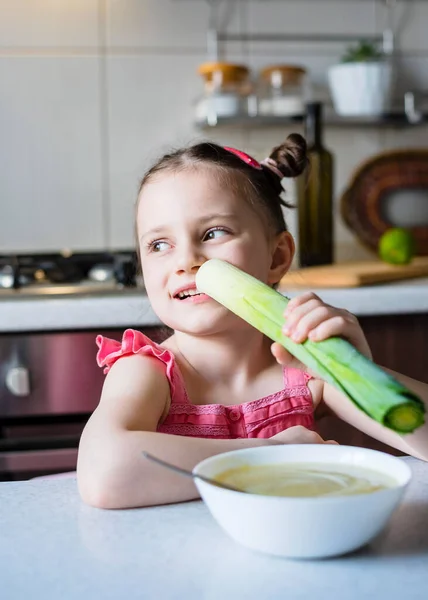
[149,240,170,253]
[204,227,229,241]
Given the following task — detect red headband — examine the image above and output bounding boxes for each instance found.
[223,146,262,170]
[224,146,283,179]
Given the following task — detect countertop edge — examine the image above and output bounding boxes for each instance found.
[0,281,428,333]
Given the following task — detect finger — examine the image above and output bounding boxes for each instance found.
[307,322,372,361]
[286,305,338,343]
[283,298,326,335]
[286,427,326,445]
[326,440,339,445]
[307,314,356,342]
[271,342,293,366]
[303,431,327,444]
[285,292,323,315]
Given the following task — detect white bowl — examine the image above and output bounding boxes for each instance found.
[193,445,411,559]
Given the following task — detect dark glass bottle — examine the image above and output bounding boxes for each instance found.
[298,102,334,267]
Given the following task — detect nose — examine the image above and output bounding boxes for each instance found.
[174,241,205,275]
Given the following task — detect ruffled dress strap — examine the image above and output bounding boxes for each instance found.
[283,365,313,388]
[96,329,188,404]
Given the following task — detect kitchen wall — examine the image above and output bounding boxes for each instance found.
[0,0,427,260]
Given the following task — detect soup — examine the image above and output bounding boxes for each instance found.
[214,462,396,497]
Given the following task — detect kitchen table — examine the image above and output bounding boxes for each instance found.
[0,457,427,600]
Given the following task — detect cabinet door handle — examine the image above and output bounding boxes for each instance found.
[5,367,31,397]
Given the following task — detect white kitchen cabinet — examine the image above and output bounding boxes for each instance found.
[0,57,105,252]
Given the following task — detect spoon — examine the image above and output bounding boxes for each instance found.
[142,451,248,493]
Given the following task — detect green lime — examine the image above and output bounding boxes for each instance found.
[378,228,416,265]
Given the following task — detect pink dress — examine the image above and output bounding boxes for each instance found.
[96,329,315,439]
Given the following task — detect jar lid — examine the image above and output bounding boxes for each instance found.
[198,62,250,84]
[260,65,307,85]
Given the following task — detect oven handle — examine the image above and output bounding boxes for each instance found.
[0,448,77,472]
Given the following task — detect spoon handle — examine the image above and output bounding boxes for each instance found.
[142,451,245,493]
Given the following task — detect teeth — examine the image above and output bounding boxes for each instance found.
[177,289,201,299]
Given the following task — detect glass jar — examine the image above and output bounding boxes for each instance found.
[195,62,253,125]
[258,65,308,117]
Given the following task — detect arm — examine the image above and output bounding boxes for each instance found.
[272,291,428,461]
[77,354,271,509]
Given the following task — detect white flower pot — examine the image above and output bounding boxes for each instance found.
[328,61,393,116]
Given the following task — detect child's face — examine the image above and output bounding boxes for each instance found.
[137,168,285,335]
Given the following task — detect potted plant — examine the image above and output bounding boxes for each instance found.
[328,40,393,116]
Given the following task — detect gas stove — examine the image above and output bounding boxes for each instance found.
[0,251,142,297]
[0,250,157,480]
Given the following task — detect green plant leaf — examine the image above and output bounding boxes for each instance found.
[341,39,383,63]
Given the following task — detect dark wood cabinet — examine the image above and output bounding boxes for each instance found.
[359,313,428,383]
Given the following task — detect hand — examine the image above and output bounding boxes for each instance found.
[270,425,338,445]
[271,292,372,368]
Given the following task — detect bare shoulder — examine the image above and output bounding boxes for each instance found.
[96,353,171,431]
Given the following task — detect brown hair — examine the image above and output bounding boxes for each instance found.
[136,134,308,247]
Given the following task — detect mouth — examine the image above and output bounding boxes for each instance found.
[175,289,203,300]
[172,285,209,303]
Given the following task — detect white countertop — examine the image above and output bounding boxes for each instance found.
[0,457,427,600]
[0,278,428,333]
[0,291,162,333]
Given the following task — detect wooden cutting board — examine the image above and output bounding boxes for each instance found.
[280,257,428,288]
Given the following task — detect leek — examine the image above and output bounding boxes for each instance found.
[195,259,425,433]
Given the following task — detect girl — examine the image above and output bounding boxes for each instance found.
[77,135,428,509]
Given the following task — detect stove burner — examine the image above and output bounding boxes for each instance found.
[0,251,138,291]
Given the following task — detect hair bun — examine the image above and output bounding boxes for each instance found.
[269,133,308,178]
